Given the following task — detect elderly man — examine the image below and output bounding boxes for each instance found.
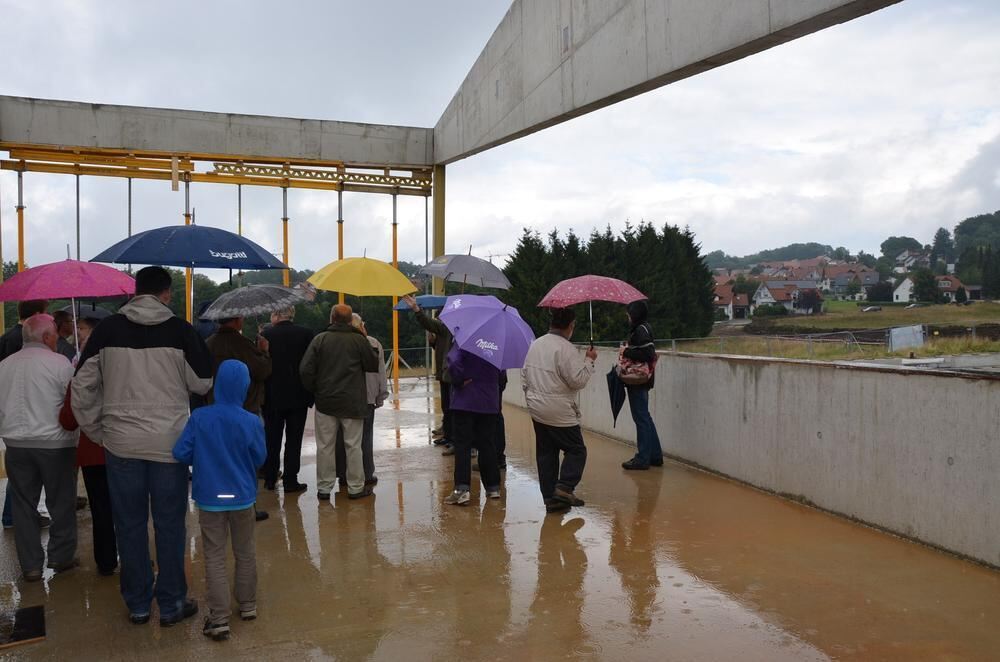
[300,304,379,501]
[73,266,213,627]
[206,316,271,414]
[521,308,597,513]
[0,314,78,581]
[261,307,315,492]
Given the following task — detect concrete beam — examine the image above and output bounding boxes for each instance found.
[0,95,434,167]
[434,0,904,164]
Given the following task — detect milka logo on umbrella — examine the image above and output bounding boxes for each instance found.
[450,298,463,309]
[475,338,500,356]
[209,249,249,260]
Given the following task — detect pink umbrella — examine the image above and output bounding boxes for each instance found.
[538,275,647,344]
[0,259,135,358]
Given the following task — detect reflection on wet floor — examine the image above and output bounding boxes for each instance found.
[1,377,999,660]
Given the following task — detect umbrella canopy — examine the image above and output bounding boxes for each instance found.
[607,368,627,427]
[61,303,114,320]
[420,254,511,290]
[438,295,534,370]
[538,275,646,308]
[90,224,286,270]
[200,285,307,321]
[393,294,447,311]
[308,257,417,297]
[0,259,135,301]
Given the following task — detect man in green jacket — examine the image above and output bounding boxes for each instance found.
[300,304,379,501]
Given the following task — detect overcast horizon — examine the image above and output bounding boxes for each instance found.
[1,0,999,280]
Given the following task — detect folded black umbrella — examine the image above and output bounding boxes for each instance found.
[607,367,626,427]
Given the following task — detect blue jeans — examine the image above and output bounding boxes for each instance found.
[105,452,190,617]
[2,483,12,527]
[627,387,662,465]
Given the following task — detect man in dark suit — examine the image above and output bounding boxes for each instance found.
[261,307,315,492]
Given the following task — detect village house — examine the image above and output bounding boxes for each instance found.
[752,281,823,315]
[893,250,930,274]
[892,275,966,303]
[713,283,750,320]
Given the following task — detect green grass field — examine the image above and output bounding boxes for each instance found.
[674,335,1000,361]
[757,301,1000,331]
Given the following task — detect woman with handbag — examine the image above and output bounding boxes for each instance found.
[619,301,664,470]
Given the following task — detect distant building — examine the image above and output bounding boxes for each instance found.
[752,282,822,315]
[893,275,966,303]
[714,284,750,320]
[893,278,914,303]
[935,275,965,303]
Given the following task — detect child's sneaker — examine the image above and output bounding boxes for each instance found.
[202,618,230,641]
[444,489,470,506]
[240,607,257,621]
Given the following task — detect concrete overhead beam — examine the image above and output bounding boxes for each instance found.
[0,95,434,167]
[434,0,904,164]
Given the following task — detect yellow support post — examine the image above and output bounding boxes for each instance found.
[282,186,290,287]
[16,170,25,273]
[184,179,192,323]
[392,192,400,395]
[431,165,445,295]
[337,188,344,305]
[0,181,4,331]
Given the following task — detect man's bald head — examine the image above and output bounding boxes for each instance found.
[331,304,353,325]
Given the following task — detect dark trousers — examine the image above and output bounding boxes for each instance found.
[82,465,118,574]
[2,483,11,527]
[263,407,308,486]
[533,421,588,500]
[495,412,507,467]
[105,452,189,618]
[440,382,453,441]
[627,387,663,465]
[452,410,500,491]
[4,447,78,572]
[336,406,376,482]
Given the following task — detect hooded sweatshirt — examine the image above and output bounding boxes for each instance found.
[72,295,214,463]
[172,360,266,511]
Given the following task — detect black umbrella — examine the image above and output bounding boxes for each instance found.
[607,367,626,427]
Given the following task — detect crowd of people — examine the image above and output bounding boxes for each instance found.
[0,267,662,643]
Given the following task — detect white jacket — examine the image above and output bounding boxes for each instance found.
[367,336,389,408]
[0,343,76,449]
[521,333,596,428]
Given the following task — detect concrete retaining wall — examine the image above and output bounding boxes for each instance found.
[504,348,1000,567]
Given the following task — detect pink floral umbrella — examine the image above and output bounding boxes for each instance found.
[0,259,135,358]
[538,275,647,344]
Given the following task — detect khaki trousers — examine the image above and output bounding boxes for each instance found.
[315,411,364,494]
[199,507,256,625]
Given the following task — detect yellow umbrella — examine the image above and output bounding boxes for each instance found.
[308,257,417,296]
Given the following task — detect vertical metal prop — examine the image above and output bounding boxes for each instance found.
[337,187,344,304]
[392,192,400,395]
[237,184,243,284]
[75,174,81,260]
[184,179,193,323]
[424,195,430,378]
[16,170,25,273]
[0,176,4,331]
[127,177,132,273]
[282,186,290,287]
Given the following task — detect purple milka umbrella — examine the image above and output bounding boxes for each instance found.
[439,295,535,370]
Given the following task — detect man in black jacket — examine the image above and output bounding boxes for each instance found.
[261,307,314,492]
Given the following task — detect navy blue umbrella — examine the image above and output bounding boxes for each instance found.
[393,294,447,311]
[90,225,286,270]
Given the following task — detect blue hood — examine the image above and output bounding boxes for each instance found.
[214,359,250,406]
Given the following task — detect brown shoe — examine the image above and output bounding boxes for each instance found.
[48,558,80,574]
[348,485,374,500]
[552,488,584,507]
[23,569,43,582]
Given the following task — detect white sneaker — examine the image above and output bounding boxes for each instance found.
[444,490,470,506]
[486,488,501,499]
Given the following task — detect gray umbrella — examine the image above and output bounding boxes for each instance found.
[200,285,308,320]
[419,254,511,290]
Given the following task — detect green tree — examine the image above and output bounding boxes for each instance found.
[856,251,877,268]
[832,246,850,261]
[875,256,895,281]
[929,227,955,267]
[867,281,894,302]
[880,236,922,259]
[955,286,968,303]
[954,209,1000,256]
[912,269,941,303]
[846,280,862,297]
[731,275,759,297]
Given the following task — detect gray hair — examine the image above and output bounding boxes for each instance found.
[23,314,57,344]
[273,306,295,321]
[350,313,364,330]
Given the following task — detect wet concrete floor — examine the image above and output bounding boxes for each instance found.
[1,378,999,660]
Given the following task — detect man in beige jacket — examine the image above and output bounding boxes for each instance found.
[521,308,597,513]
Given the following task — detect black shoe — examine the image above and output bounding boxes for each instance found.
[622,459,650,471]
[160,599,198,627]
[432,437,449,446]
[317,492,331,501]
[348,485,374,500]
[441,444,455,456]
[255,510,269,522]
[76,496,88,511]
[544,499,572,514]
[264,481,276,491]
[98,566,117,577]
[22,569,43,582]
[553,488,585,507]
[650,458,664,467]
[129,612,151,625]
[203,618,230,641]
[284,481,308,493]
[48,557,80,574]
[365,476,378,486]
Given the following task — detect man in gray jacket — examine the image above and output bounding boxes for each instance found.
[0,314,77,581]
[521,308,597,513]
[73,267,213,627]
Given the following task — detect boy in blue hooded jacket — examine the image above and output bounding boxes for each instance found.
[173,359,266,641]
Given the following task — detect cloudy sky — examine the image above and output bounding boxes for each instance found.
[1,0,999,279]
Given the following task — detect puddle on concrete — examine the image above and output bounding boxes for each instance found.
[0,378,997,660]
